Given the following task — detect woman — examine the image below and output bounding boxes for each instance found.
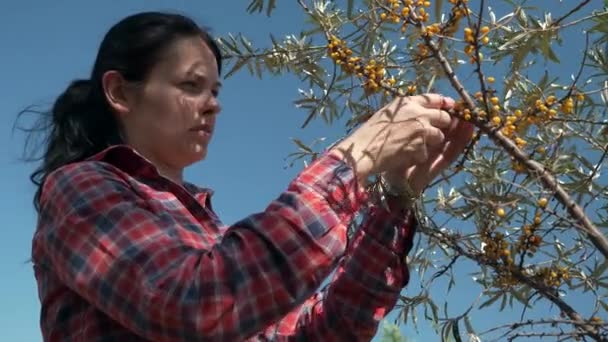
[28,11,473,341]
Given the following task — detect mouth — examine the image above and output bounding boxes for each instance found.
[189,124,213,135]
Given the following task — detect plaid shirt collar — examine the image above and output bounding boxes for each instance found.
[86,144,215,206]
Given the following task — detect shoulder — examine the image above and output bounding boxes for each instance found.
[41,145,153,203]
[40,160,131,211]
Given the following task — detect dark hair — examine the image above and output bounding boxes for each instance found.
[17,12,222,211]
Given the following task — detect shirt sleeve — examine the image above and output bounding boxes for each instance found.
[32,153,367,341]
[257,201,417,341]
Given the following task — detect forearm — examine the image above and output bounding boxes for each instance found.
[258,203,416,341]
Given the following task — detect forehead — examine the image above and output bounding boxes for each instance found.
[153,36,219,77]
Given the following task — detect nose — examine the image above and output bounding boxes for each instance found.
[202,92,221,116]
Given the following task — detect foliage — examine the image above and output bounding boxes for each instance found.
[221,0,608,340]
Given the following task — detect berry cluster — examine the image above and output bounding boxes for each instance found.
[482,230,513,266]
[463,25,490,64]
[535,266,570,288]
[441,0,469,37]
[327,35,395,94]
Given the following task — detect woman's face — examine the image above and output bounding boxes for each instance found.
[120,36,221,173]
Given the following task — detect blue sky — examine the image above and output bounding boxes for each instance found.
[0,1,603,341]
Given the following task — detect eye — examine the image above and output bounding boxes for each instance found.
[212,89,220,97]
[180,80,201,92]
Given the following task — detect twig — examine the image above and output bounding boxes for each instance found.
[563,32,590,101]
[506,330,584,341]
[426,254,460,286]
[553,0,593,27]
[549,118,608,126]
[301,62,338,128]
[479,318,608,336]
[586,145,608,190]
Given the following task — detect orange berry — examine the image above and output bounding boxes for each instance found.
[496,208,506,218]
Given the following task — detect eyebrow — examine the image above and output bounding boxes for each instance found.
[186,67,222,88]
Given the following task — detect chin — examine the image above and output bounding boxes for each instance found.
[174,141,209,168]
[185,145,208,165]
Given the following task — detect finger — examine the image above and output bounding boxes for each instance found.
[406,120,472,193]
[424,109,452,129]
[424,125,446,147]
[447,114,459,132]
[415,93,455,110]
[429,120,475,174]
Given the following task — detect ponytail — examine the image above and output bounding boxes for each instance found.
[18,78,123,212]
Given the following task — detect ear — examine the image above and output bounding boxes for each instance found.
[101,70,134,116]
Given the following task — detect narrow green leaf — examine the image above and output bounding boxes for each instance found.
[538,70,549,89]
[217,36,241,55]
[239,35,255,53]
[434,0,443,23]
[452,320,462,342]
[266,0,276,16]
[269,33,279,47]
[426,74,437,94]
[430,299,440,323]
[224,58,250,79]
[301,108,317,128]
[464,315,476,335]
[292,138,313,153]
[500,292,508,311]
[255,59,263,78]
[246,0,263,14]
[442,321,454,342]
[479,293,502,309]
[510,288,531,307]
[592,260,608,278]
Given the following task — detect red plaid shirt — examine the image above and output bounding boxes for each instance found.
[32,145,416,341]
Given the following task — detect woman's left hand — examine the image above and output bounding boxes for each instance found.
[384,96,475,196]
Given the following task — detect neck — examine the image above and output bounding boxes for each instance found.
[155,164,184,185]
[131,145,184,184]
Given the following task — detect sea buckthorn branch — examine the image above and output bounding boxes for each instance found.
[418,191,593,335]
[415,16,608,262]
[419,217,604,340]
[479,318,607,340]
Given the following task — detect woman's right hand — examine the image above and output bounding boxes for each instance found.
[331,93,453,184]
